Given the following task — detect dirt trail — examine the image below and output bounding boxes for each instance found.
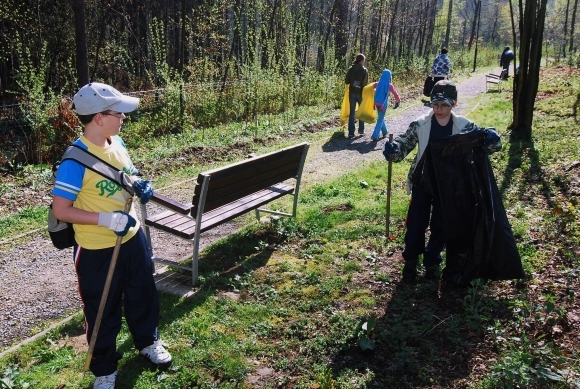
[0,72,490,353]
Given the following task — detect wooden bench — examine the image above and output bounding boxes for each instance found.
[140,142,310,285]
[485,70,507,92]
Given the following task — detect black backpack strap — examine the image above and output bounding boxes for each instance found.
[59,145,136,197]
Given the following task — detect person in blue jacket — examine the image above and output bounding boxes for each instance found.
[382,80,502,281]
[371,69,401,141]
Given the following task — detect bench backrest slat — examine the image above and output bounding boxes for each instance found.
[190,143,308,216]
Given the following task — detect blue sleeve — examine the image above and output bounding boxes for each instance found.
[52,159,86,201]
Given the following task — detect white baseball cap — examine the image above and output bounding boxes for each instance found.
[73,82,139,115]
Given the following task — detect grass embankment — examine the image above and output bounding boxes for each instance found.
[1,67,580,388]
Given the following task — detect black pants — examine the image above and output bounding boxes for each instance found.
[501,62,511,79]
[402,186,445,268]
[75,229,159,377]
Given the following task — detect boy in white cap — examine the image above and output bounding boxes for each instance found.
[52,82,171,388]
[382,80,501,281]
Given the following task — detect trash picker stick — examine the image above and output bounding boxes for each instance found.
[83,197,133,372]
[386,134,394,239]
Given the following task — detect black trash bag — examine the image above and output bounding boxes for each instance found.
[412,129,525,285]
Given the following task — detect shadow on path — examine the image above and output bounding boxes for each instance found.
[321,130,384,155]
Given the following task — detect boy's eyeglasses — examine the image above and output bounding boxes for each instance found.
[432,103,451,109]
[101,111,124,119]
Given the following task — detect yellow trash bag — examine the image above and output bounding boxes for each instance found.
[340,86,350,127]
[355,84,377,124]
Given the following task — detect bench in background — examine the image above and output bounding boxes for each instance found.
[486,69,507,92]
[140,142,310,285]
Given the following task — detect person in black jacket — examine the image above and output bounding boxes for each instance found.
[345,53,369,138]
[500,46,515,79]
[382,81,502,281]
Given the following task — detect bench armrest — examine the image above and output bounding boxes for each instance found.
[149,192,191,214]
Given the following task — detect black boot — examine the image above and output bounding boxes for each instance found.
[402,258,418,280]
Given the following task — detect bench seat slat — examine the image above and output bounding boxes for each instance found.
[198,183,293,232]
[147,210,181,224]
[145,183,293,239]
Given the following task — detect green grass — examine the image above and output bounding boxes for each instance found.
[1,67,580,388]
[0,205,47,239]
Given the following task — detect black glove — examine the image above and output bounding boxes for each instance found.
[483,129,500,148]
[133,179,154,204]
[383,142,399,161]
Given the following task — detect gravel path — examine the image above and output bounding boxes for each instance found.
[0,72,489,353]
[305,72,489,184]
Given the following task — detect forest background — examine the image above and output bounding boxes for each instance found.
[0,0,579,172]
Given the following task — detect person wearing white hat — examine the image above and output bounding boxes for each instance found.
[51,82,172,389]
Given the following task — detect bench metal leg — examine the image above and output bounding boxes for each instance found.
[192,234,200,285]
[140,203,156,274]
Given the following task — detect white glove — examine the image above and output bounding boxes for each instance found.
[98,211,136,237]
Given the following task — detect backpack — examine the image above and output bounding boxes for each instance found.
[48,145,135,249]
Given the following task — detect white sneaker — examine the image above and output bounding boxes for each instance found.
[140,340,172,367]
[93,371,117,389]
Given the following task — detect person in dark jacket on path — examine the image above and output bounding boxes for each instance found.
[382,80,502,281]
[345,53,369,138]
[500,46,515,79]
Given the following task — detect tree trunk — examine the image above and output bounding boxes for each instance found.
[426,0,438,55]
[179,0,186,73]
[563,0,571,57]
[231,0,243,69]
[335,0,349,61]
[472,0,480,72]
[569,0,579,53]
[322,0,338,69]
[467,0,479,50]
[512,0,548,138]
[385,0,401,61]
[461,19,467,49]
[72,0,89,86]
[490,6,499,45]
[509,0,517,76]
[444,0,453,48]
[301,0,313,69]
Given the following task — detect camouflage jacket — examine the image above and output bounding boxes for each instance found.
[387,111,502,194]
[431,53,451,77]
